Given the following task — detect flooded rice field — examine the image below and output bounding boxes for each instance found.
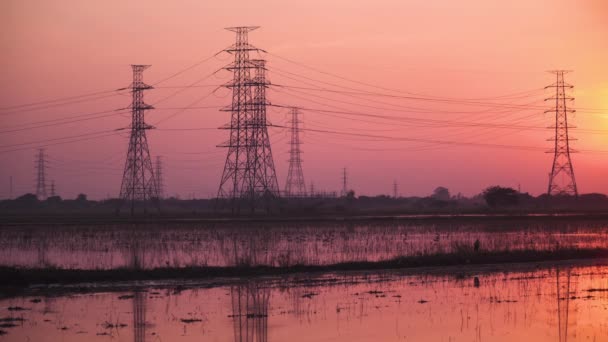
[1,264,607,341]
[1,219,607,270]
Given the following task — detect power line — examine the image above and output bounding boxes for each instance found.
[0,89,124,112]
[0,51,222,113]
[266,51,556,102]
[151,52,223,86]
[0,129,117,149]
[270,124,546,151]
[0,91,127,116]
[270,103,608,135]
[0,131,121,154]
[0,109,129,134]
[265,61,607,114]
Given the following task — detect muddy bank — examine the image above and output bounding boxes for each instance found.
[3,212,608,227]
[2,247,607,289]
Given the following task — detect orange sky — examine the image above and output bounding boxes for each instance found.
[1,0,607,199]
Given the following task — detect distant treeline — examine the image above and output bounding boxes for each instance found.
[1,186,607,216]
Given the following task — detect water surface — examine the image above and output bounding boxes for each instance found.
[1,264,607,341]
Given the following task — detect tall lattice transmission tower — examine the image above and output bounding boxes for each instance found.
[341,167,348,197]
[217,27,280,213]
[250,59,280,201]
[155,156,164,199]
[546,70,578,197]
[118,65,159,215]
[35,148,47,200]
[285,107,306,197]
[393,180,398,198]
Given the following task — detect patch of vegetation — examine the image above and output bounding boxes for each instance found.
[1,248,607,288]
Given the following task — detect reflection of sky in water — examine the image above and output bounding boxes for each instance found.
[1,221,607,269]
[2,265,607,341]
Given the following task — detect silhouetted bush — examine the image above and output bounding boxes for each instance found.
[483,186,519,208]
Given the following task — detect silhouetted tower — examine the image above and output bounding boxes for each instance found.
[50,180,56,197]
[218,26,274,213]
[231,283,269,342]
[250,59,280,202]
[118,65,159,215]
[393,180,398,198]
[35,148,47,200]
[285,107,306,197]
[310,182,315,197]
[155,156,164,199]
[133,291,146,342]
[341,167,348,197]
[556,268,578,342]
[546,71,578,196]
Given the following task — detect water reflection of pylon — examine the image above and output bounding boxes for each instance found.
[556,269,578,342]
[133,291,147,342]
[231,283,270,342]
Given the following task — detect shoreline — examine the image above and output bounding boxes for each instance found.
[2,211,608,227]
[2,248,607,291]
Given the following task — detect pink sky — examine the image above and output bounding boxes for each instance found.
[1,0,607,199]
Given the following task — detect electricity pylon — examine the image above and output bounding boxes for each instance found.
[250,59,280,203]
[546,70,578,196]
[341,167,348,197]
[35,148,47,200]
[285,107,306,197]
[217,27,280,213]
[393,180,398,198]
[155,156,164,199]
[118,65,159,215]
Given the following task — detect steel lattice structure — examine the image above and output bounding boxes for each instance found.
[231,283,269,342]
[133,291,146,342]
[285,107,306,197]
[546,70,578,196]
[35,148,47,200]
[118,65,159,215]
[341,167,348,197]
[217,27,280,213]
[393,180,398,198]
[250,59,280,201]
[155,156,164,199]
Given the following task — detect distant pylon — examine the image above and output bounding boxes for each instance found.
[310,182,315,197]
[35,148,47,200]
[285,107,306,197]
[155,156,164,199]
[118,65,159,215]
[393,180,398,198]
[546,70,578,196]
[341,167,348,197]
[217,27,280,213]
[50,180,56,197]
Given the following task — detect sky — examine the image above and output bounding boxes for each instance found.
[1,0,607,200]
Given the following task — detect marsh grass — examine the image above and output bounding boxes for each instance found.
[2,247,607,286]
[0,219,606,271]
